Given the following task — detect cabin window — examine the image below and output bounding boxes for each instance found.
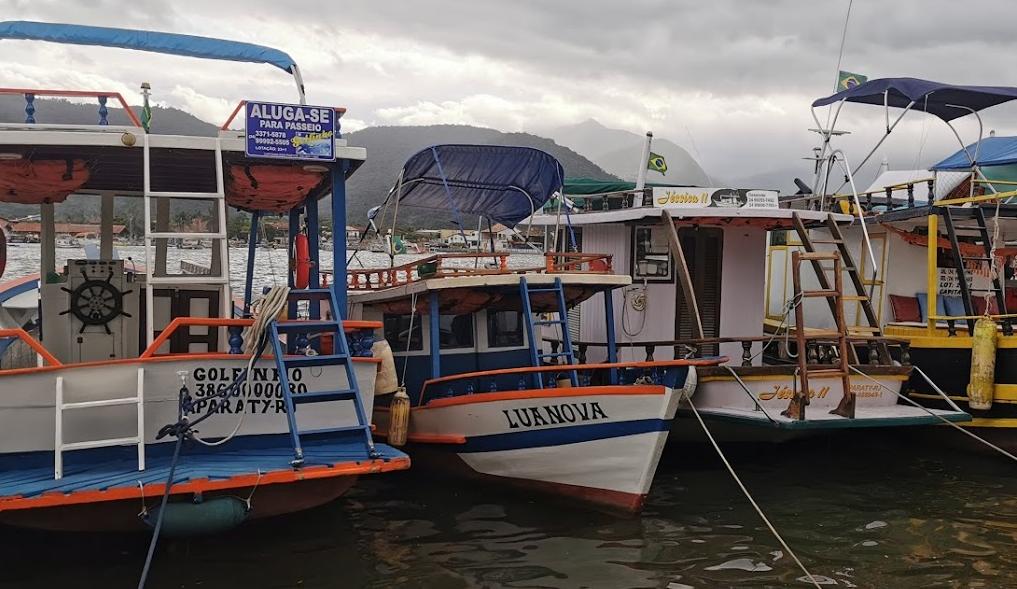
[383,314,423,352]
[674,227,724,356]
[439,313,475,349]
[631,225,673,282]
[487,310,524,348]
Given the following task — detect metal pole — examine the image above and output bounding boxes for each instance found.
[243,210,260,316]
[635,131,652,191]
[603,288,618,385]
[331,160,349,317]
[429,290,441,379]
[305,193,321,321]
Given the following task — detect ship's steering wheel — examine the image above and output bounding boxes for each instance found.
[60,268,132,334]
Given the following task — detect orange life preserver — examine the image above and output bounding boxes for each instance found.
[293,233,311,288]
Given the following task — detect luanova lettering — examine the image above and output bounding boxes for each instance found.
[502,402,609,429]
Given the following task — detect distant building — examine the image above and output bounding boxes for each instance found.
[6,221,125,241]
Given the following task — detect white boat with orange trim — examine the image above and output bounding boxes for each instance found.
[0,22,407,533]
[351,145,724,512]
[527,175,969,442]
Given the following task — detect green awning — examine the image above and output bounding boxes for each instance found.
[563,177,693,195]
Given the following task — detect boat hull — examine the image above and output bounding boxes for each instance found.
[672,364,969,443]
[0,473,359,533]
[902,341,1017,452]
[377,379,688,513]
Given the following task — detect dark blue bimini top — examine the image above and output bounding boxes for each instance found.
[933,136,1017,170]
[0,21,297,73]
[812,77,1017,121]
[395,145,565,228]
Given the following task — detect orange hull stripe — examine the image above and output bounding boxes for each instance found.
[419,384,665,410]
[0,456,410,512]
[417,358,720,403]
[407,433,467,444]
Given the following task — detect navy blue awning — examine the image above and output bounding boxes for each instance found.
[395,145,564,228]
[812,78,1017,121]
[0,21,297,73]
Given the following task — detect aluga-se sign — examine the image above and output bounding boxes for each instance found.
[245,101,336,161]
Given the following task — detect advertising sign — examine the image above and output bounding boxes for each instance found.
[938,267,973,296]
[245,101,336,160]
[652,187,779,209]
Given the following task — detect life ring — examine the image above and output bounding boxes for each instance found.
[293,233,311,289]
[0,229,6,280]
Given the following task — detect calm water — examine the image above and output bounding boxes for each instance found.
[2,433,1016,588]
[3,247,1017,588]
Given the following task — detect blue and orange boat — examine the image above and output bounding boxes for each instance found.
[353,145,726,513]
[0,21,407,533]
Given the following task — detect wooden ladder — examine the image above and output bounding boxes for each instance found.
[785,251,855,420]
[791,212,890,364]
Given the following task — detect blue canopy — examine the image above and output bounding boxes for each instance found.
[395,145,564,228]
[0,21,297,73]
[933,136,1017,170]
[812,77,1017,121]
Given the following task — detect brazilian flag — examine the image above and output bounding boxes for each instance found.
[647,152,667,175]
[838,70,868,91]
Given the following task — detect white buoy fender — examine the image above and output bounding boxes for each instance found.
[387,387,410,447]
[372,339,398,395]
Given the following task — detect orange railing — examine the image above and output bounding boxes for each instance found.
[0,88,143,127]
[417,357,725,405]
[347,252,613,290]
[0,328,62,367]
[545,252,613,273]
[140,317,382,358]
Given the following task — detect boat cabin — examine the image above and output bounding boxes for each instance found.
[348,252,630,402]
[530,183,853,364]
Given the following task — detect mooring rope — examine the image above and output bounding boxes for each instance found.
[847,365,1017,463]
[681,389,823,588]
[136,424,185,589]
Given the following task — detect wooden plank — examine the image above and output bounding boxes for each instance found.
[661,209,704,339]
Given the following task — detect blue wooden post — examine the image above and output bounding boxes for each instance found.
[429,290,441,380]
[97,96,109,125]
[331,160,349,318]
[24,93,35,124]
[305,193,321,321]
[603,288,618,385]
[243,211,261,316]
[228,326,244,354]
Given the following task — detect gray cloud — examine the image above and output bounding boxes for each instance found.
[4,0,1017,190]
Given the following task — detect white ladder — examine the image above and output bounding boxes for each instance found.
[142,134,232,347]
[54,367,146,480]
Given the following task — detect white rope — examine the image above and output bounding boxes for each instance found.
[984,199,1003,312]
[681,388,823,589]
[398,291,419,387]
[847,364,1017,463]
[192,285,290,447]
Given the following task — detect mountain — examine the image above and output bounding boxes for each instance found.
[549,119,713,186]
[0,98,615,229]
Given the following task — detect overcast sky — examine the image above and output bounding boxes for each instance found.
[4,0,1017,185]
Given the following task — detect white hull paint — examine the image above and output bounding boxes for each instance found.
[0,356,378,455]
[679,368,967,442]
[390,369,695,511]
